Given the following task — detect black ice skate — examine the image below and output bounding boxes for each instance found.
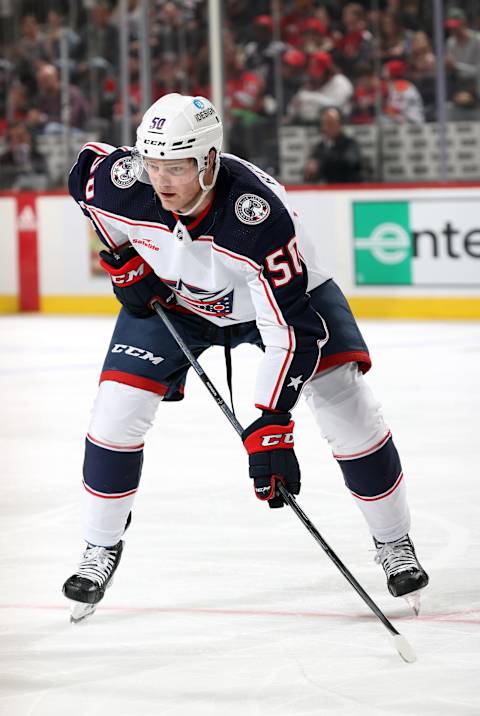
[62,541,124,623]
[374,534,429,615]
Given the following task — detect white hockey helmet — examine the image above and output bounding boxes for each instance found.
[133,93,223,186]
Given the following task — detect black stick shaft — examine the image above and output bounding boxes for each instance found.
[152,300,401,638]
[277,484,400,635]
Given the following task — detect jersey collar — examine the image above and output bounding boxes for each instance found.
[154,164,231,240]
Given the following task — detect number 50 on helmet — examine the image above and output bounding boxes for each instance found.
[132,93,223,187]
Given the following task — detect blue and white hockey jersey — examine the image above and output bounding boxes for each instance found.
[69,142,332,411]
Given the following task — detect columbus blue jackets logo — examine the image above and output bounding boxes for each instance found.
[110,157,137,189]
[163,278,233,317]
[235,194,270,225]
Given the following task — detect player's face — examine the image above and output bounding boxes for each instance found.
[144,158,201,211]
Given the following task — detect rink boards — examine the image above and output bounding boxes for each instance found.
[1,184,479,318]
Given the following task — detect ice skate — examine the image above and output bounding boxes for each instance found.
[374,534,428,615]
[62,541,124,623]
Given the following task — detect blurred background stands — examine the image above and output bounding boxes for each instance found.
[279,121,480,183]
[1,0,480,188]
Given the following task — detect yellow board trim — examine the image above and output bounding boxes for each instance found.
[43,295,480,319]
[40,295,119,314]
[1,295,480,319]
[0,296,19,312]
[348,296,480,320]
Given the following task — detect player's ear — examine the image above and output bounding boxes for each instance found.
[208,148,217,170]
[203,149,217,184]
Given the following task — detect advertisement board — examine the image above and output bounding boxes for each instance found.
[353,198,480,286]
[2,187,480,318]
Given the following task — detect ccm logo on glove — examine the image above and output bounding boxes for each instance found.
[260,432,294,447]
[109,257,150,286]
[242,413,300,508]
[99,245,175,318]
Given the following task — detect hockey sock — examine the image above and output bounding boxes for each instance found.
[82,437,143,546]
[336,436,410,542]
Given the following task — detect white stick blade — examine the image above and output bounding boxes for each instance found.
[393,634,417,663]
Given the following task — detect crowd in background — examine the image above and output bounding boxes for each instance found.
[1,0,480,188]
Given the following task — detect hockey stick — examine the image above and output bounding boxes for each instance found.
[151,300,417,663]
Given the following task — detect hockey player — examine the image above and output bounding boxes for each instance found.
[63,93,428,622]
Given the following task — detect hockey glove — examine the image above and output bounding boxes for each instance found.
[242,413,300,509]
[99,245,175,318]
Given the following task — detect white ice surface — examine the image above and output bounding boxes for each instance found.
[1,316,479,716]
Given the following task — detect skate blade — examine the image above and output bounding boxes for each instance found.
[69,601,97,624]
[403,590,422,616]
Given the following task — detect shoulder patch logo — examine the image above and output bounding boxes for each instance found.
[110,156,136,189]
[235,194,271,225]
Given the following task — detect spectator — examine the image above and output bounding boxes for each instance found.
[225,0,271,44]
[113,50,148,134]
[190,44,212,98]
[407,30,436,119]
[276,48,308,115]
[225,46,266,159]
[281,0,321,48]
[351,63,388,124]
[378,11,413,64]
[13,14,48,94]
[16,14,48,65]
[244,15,278,80]
[79,1,119,71]
[300,17,331,55]
[333,3,375,78]
[303,106,363,183]
[153,52,184,99]
[112,0,142,43]
[151,1,184,57]
[0,81,30,136]
[28,63,90,133]
[382,59,425,124]
[225,46,265,117]
[286,51,353,124]
[75,2,119,123]
[0,122,48,190]
[445,6,480,101]
[383,0,427,32]
[44,10,81,68]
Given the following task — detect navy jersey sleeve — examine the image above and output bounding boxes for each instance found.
[249,209,328,412]
[217,200,329,413]
[68,142,132,249]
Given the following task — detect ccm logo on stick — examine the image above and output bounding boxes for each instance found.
[261,433,294,447]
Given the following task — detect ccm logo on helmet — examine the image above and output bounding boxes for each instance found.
[261,433,294,447]
[144,139,166,146]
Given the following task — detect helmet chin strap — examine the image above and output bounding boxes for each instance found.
[173,159,220,216]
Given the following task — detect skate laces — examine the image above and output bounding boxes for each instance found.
[374,535,418,577]
[76,545,118,586]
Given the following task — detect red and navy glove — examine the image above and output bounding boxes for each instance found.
[99,246,175,318]
[242,412,300,508]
